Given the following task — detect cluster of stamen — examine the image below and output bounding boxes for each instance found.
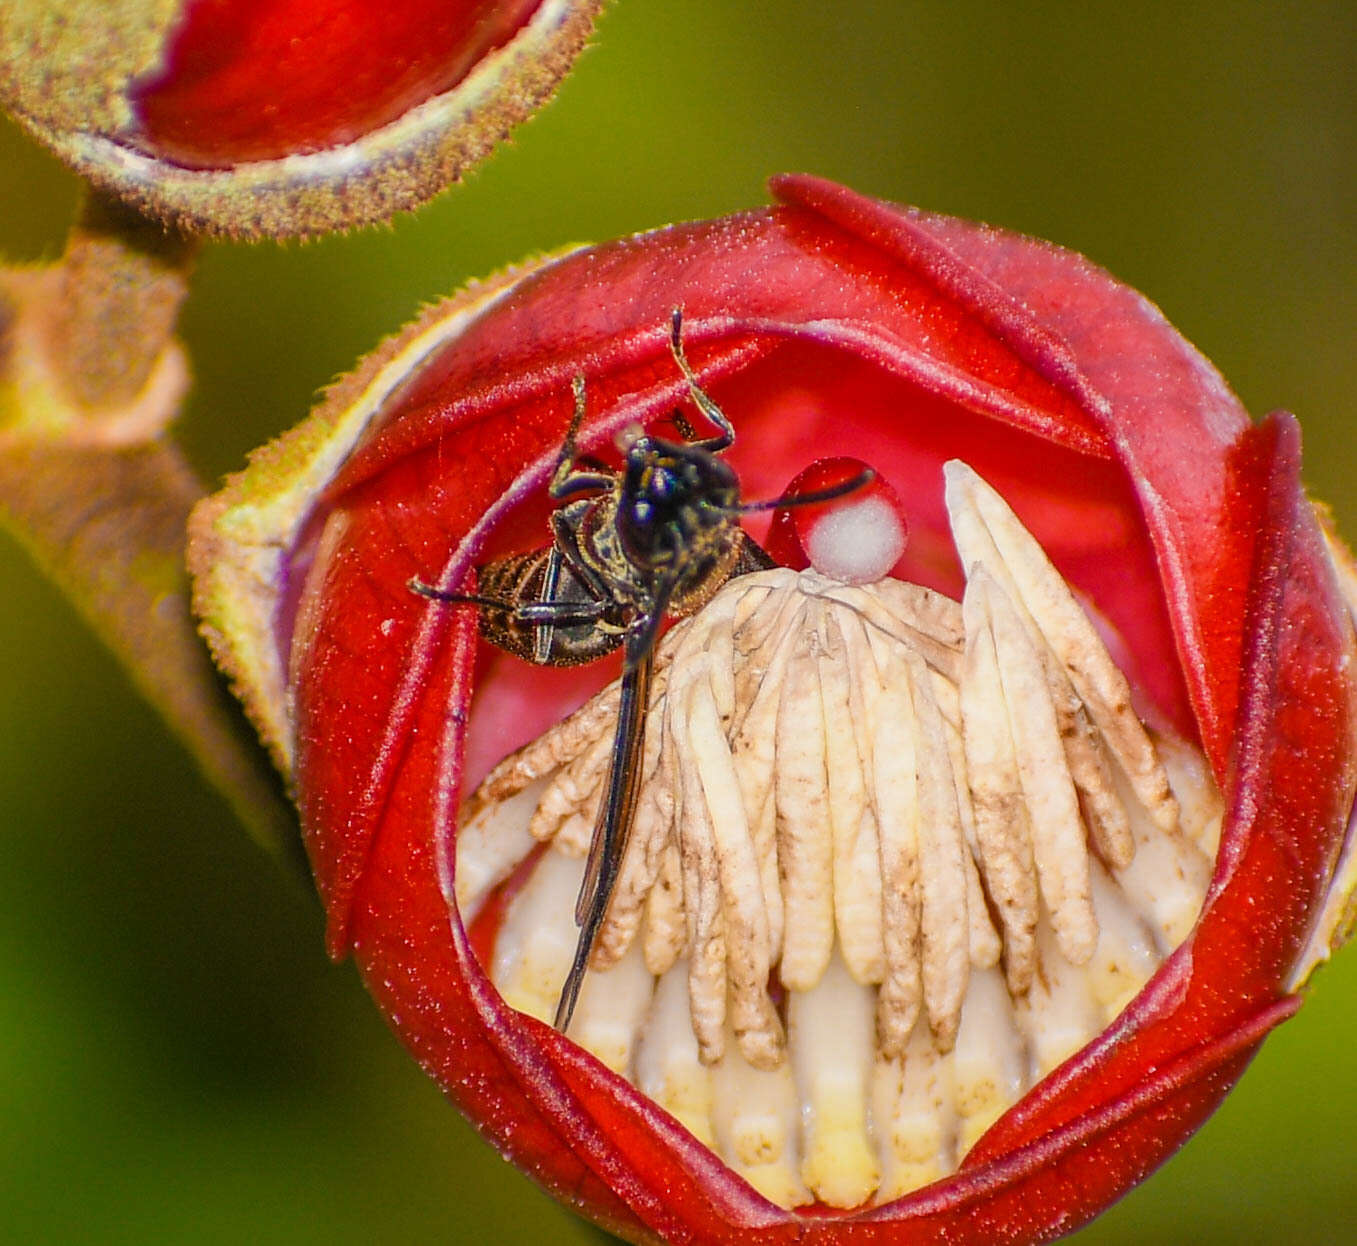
[455,461,1220,1210]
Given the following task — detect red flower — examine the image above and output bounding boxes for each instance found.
[1,0,603,237]
[191,175,1357,1244]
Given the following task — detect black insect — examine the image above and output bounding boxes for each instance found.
[413,309,870,1031]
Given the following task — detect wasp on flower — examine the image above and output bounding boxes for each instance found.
[411,309,872,1031]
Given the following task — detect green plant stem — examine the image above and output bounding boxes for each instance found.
[0,187,302,867]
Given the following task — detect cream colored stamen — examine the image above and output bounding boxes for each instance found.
[820,612,886,987]
[970,570,1098,967]
[456,461,1220,1211]
[943,462,1180,837]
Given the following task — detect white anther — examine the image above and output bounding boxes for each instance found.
[689,667,783,1068]
[971,570,1097,966]
[821,611,887,986]
[773,614,836,992]
[635,961,715,1147]
[945,460,1179,837]
[906,646,972,1050]
[454,778,543,920]
[872,1027,956,1202]
[870,636,924,1060]
[569,937,655,1076]
[951,964,1024,1156]
[711,1026,808,1207]
[804,574,964,684]
[641,838,687,976]
[960,602,1039,994]
[674,667,728,1064]
[790,952,880,1208]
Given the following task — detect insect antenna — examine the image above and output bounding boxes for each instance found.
[735,466,876,514]
[671,407,699,442]
[550,374,616,501]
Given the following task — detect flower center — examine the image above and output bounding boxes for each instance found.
[454,461,1220,1210]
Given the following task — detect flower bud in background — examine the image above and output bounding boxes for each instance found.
[189,176,1357,1244]
[0,0,604,238]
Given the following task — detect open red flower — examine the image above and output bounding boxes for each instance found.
[190,175,1357,1244]
[1,0,603,237]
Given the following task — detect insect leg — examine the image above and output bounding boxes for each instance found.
[668,307,736,452]
[549,374,615,500]
[408,576,612,626]
[408,578,519,609]
[532,543,567,663]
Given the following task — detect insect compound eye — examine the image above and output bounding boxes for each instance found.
[616,490,671,569]
[679,450,739,513]
[646,464,681,503]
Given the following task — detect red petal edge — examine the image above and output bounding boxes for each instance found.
[291,176,1357,1244]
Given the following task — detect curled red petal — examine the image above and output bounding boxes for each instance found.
[1,1,603,237]
[132,0,541,167]
[278,177,1357,1244]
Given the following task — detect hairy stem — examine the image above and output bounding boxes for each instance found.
[0,188,301,865]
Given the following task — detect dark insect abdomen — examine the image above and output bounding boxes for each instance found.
[472,530,777,667]
[474,550,627,666]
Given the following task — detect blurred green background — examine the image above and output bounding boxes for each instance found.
[2,3,1354,1243]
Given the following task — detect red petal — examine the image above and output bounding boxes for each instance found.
[132,0,541,166]
[287,178,1357,1244]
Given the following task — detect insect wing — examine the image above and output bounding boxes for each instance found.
[553,646,655,1031]
[731,528,779,577]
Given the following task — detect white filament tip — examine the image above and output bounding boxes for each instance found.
[804,494,908,585]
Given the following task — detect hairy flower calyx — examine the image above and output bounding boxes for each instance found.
[1,0,604,237]
[456,461,1220,1210]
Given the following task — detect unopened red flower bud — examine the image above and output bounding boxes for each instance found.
[0,0,603,238]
